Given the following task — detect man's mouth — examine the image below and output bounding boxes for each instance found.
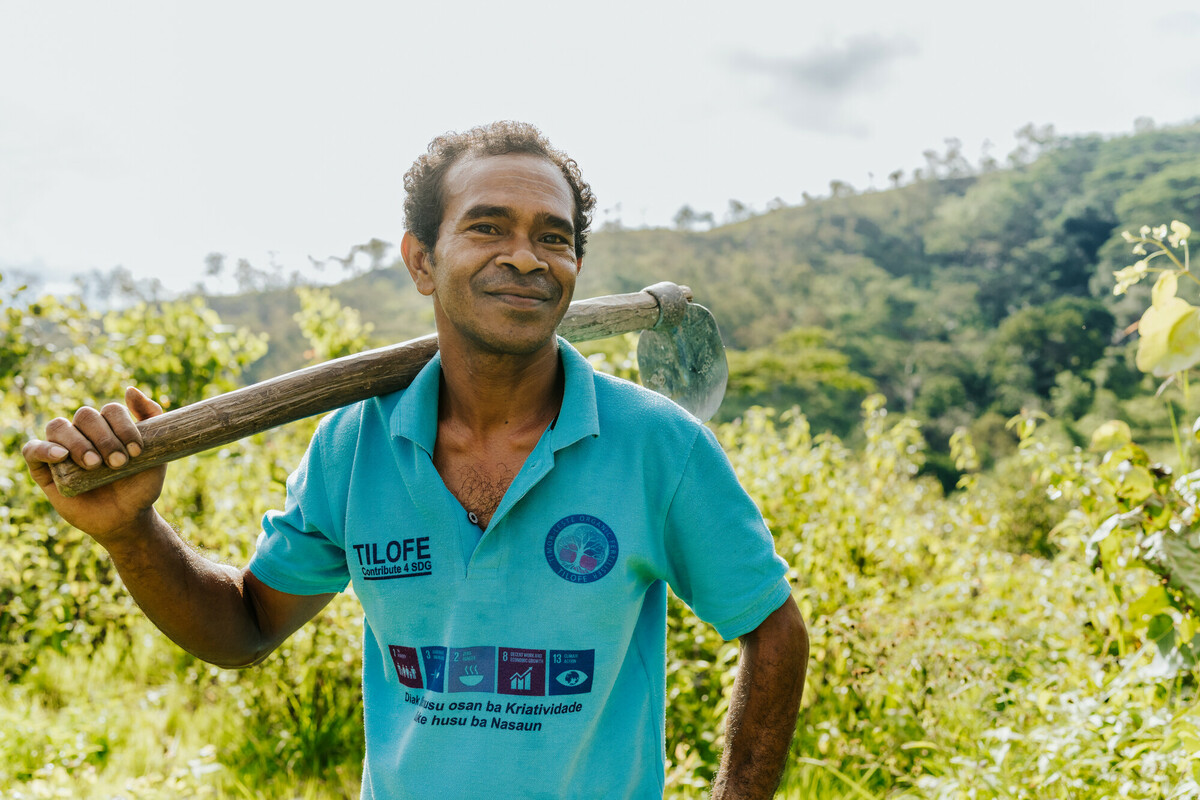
[486,286,554,305]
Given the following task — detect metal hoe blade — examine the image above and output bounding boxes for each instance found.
[636,302,728,422]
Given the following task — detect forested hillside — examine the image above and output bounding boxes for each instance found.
[211,123,1200,480]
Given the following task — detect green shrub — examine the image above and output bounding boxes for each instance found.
[6,274,1200,798]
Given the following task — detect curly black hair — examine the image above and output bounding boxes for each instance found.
[402,121,596,258]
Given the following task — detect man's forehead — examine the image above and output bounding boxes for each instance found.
[442,153,572,205]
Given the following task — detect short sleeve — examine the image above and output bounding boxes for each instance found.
[248,432,351,595]
[662,425,791,640]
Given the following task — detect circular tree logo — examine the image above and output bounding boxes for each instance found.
[544,515,618,583]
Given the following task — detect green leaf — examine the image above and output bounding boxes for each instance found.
[1179,632,1200,669]
[1087,510,1141,568]
[1091,420,1133,452]
[1128,585,1172,624]
[1148,612,1175,648]
[1136,296,1200,377]
[1145,613,1185,679]
[1112,460,1155,504]
[1106,442,1152,467]
[1162,530,1200,609]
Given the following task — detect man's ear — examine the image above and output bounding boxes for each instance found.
[401,231,436,296]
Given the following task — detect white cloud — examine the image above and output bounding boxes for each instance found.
[731,35,920,136]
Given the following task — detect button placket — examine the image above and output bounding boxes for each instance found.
[465,432,556,579]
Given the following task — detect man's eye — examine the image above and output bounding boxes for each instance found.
[471,223,500,234]
[541,233,572,246]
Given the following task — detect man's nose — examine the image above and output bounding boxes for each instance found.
[498,242,547,274]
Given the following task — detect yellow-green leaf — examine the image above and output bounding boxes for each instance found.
[1128,585,1171,623]
[1136,296,1200,377]
[1091,420,1133,451]
[1115,460,1155,504]
[1153,271,1178,306]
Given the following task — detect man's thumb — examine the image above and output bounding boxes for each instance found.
[126,387,164,422]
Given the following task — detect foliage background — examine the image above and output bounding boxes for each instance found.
[6,123,1200,798]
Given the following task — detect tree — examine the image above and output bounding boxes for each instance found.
[725,199,752,224]
[722,327,874,435]
[673,205,714,231]
[829,180,855,199]
[986,297,1115,407]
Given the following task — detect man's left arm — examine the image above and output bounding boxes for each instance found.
[711,596,808,800]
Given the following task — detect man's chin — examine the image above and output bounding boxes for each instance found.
[457,326,561,359]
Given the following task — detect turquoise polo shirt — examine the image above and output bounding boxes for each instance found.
[249,340,791,800]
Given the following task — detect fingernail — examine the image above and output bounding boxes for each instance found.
[108,453,127,468]
[127,443,142,457]
[83,451,102,468]
[48,445,68,459]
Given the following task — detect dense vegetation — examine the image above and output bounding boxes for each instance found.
[202,123,1200,478]
[5,122,1200,797]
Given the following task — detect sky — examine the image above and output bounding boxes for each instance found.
[3,0,1200,296]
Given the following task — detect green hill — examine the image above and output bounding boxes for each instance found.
[209,122,1200,466]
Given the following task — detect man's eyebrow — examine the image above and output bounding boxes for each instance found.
[535,212,575,237]
[462,204,514,222]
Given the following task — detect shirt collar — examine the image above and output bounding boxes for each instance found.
[392,348,442,455]
[550,337,600,451]
[392,336,599,455]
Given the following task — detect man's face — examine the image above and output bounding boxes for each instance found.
[403,153,582,358]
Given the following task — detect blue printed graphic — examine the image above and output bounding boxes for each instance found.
[421,646,447,693]
[448,646,496,693]
[544,515,618,583]
[548,649,594,696]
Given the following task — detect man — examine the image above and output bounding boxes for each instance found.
[24,121,808,798]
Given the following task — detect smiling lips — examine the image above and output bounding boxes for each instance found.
[484,283,555,306]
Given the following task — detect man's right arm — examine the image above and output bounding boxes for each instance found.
[22,387,332,668]
[92,509,334,668]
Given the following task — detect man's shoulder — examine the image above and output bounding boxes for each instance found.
[310,392,400,450]
[591,371,706,440]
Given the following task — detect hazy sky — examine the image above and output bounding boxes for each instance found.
[4,0,1200,295]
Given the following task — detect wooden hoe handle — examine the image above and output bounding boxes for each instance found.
[50,283,692,497]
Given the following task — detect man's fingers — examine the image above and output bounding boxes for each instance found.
[44,415,104,470]
[102,401,144,458]
[70,406,129,469]
[30,391,160,477]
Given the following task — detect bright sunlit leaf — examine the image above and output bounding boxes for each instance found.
[1127,585,1171,623]
[1090,420,1133,452]
[1136,296,1200,377]
[1152,271,1178,306]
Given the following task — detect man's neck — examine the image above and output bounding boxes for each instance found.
[436,338,564,438]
